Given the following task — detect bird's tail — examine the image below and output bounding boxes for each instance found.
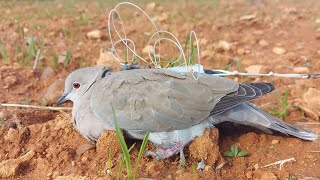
[214,102,319,141]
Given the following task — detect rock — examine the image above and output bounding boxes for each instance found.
[145,2,156,12]
[217,40,231,51]
[76,144,95,156]
[142,45,155,54]
[42,79,65,105]
[54,174,86,180]
[240,14,256,21]
[188,128,220,166]
[96,131,121,159]
[40,67,55,81]
[245,65,265,74]
[96,49,120,71]
[293,101,320,120]
[293,67,309,74]
[86,29,102,39]
[0,150,35,178]
[258,39,269,47]
[303,88,320,108]
[272,47,286,55]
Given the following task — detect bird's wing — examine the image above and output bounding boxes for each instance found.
[90,69,238,132]
[211,82,275,115]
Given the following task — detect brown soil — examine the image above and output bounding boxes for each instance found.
[1,0,320,179]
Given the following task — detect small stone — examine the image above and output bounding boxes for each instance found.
[76,144,95,156]
[293,67,309,74]
[240,14,256,21]
[40,67,55,81]
[303,88,320,107]
[272,47,286,55]
[315,18,320,24]
[23,27,28,33]
[42,79,65,105]
[271,139,279,145]
[142,45,155,54]
[96,49,120,71]
[145,2,156,12]
[258,39,269,47]
[245,65,265,74]
[217,40,231,51]
[86,29,102,39]
[204,165,211,172]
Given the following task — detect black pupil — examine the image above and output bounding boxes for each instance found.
[73,83,80,89]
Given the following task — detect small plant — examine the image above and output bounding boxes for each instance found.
[224,145,248,157]
[63,51,72,69]
[269,90,291,119]
[184,33,196,65]
[26,37,37,64]
[192,163,197,180]
[111,104,150,180]
[0,43,8,64]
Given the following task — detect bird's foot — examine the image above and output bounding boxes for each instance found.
[146,142,186,166]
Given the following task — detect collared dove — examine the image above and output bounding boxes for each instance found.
[56,66,318,164]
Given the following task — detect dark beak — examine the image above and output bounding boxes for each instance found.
[56,93,69,105]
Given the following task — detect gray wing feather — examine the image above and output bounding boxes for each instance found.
[211,82,275,115]
[90,69,238,132]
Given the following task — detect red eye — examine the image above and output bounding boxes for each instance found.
[73,82,81,89]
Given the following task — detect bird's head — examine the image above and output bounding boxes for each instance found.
[56,66,111,105]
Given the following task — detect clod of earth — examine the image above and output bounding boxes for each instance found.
[0,150,35,178]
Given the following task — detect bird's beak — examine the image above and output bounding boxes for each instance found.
[56,93,69,105]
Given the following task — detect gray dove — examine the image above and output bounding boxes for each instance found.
[56,66,318,164]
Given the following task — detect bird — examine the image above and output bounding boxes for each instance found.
[56,66,318,165]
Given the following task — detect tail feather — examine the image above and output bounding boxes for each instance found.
[215,102,319,141]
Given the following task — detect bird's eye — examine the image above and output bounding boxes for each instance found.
[73,82,81,89]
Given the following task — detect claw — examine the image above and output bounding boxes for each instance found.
[145,142,186,166]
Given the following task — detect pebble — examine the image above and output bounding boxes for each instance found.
[145,2,156,12]
[303,88,320,107]
[240,14,256,21]
[217,40,231,51]
[245,65,265,74]
[86,29,102,39]
[42,79,65,105]
[258,39,269,47]
[293,67,309,74]
[142,45,155,54]
[272,47,286,55]
[40,67,55,81]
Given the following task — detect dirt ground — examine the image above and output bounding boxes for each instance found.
[1,0,320,179]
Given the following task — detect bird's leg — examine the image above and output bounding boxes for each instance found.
[146,142,186,166]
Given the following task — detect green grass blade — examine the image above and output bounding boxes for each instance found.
[63,51,72,69]
[0,43,8,64]
[192,163,197,180]
[133,132,150,179]
[111,104,131,179]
